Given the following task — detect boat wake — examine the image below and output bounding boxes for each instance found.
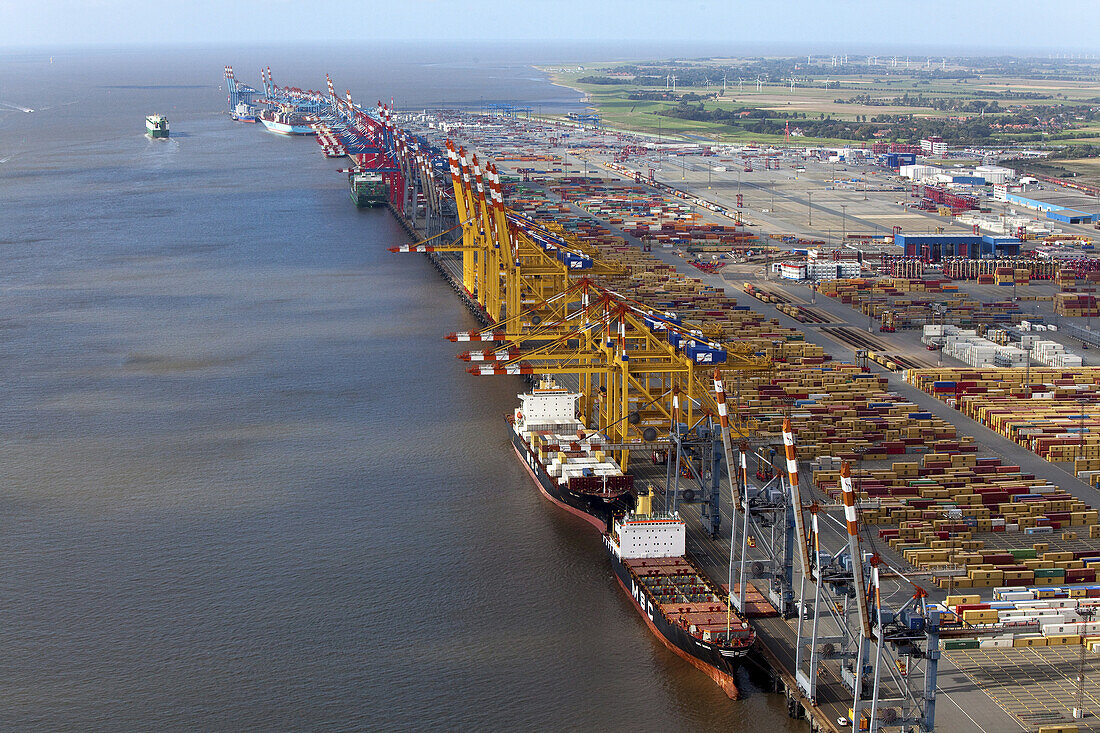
[33,101,78,113]
[0,102,35,113]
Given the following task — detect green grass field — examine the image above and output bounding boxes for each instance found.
[542,60,1100,148]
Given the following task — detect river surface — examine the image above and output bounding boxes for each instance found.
[0,44,803,731]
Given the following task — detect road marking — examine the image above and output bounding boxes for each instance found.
[938,669,1010,733]
[1025,646,1100,711]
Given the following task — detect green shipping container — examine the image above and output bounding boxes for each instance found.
[1034,568,1066,578]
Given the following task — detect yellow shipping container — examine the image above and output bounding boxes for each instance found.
[1014,635,1049,647]
[946,595,981,607]
[962,609,999,624]
[1045,635,1082,646]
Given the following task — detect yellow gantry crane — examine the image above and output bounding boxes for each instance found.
[393,139,771,471]
[450,278,770,469]
[393,139,623,325]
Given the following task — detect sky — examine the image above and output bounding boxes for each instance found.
[2,0,1099,54]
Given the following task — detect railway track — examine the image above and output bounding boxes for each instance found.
[821,326,933,371]
[775,303,836,324]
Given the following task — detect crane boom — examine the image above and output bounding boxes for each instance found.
[840,461,875,641]
[783,418,814,580]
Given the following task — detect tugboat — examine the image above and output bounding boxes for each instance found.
[145,114,169,139]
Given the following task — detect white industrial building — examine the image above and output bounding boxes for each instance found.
[921,137,948,156]
[975,165,1014,185]
[994,183,1025,201]
[777,259,861,281]
[899,164,942,181]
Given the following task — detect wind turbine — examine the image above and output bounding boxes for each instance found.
[666,73,671,90]
[756,76,764,92]
[671,75,677,93]
[738,77,744,93]
[789,77,796,92]
[822,78,832,90]
[704,76,711,91]
[722,73,728,95]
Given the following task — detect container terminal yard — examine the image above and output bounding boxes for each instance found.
[229,66,1100,733]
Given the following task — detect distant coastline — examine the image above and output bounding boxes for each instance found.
[535,66,590,104]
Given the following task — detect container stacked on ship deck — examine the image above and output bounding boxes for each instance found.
[605,490,754,698]
[523,429,626,484]
[510,381,634,530]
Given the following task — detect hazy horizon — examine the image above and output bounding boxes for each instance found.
[2,1,1099,56]
[2,39,1099,62]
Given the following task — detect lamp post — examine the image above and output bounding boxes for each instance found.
[868,286,874,333]
[1074,606,1096,720]
[1079,398,1089,466]
[841,204,848,242]
[933,304,945,366]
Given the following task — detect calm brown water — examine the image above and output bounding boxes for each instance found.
[0,44,803,731]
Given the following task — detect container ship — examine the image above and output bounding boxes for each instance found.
[145,114,169,139]
[349,171,388,207]
[259,106,316,136]
[510,380,635,531]
[230,102,257,122]
[605,491,756,698]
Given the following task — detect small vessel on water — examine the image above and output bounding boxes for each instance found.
[349,171,388,207]
[510,379,635,531]
[605,490,756,698]
[145,114,169,139]
[230,102,257,122]
[258,105,316,136]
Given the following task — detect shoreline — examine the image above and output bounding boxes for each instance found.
[534,65,703,143]
[536,67,591,104]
